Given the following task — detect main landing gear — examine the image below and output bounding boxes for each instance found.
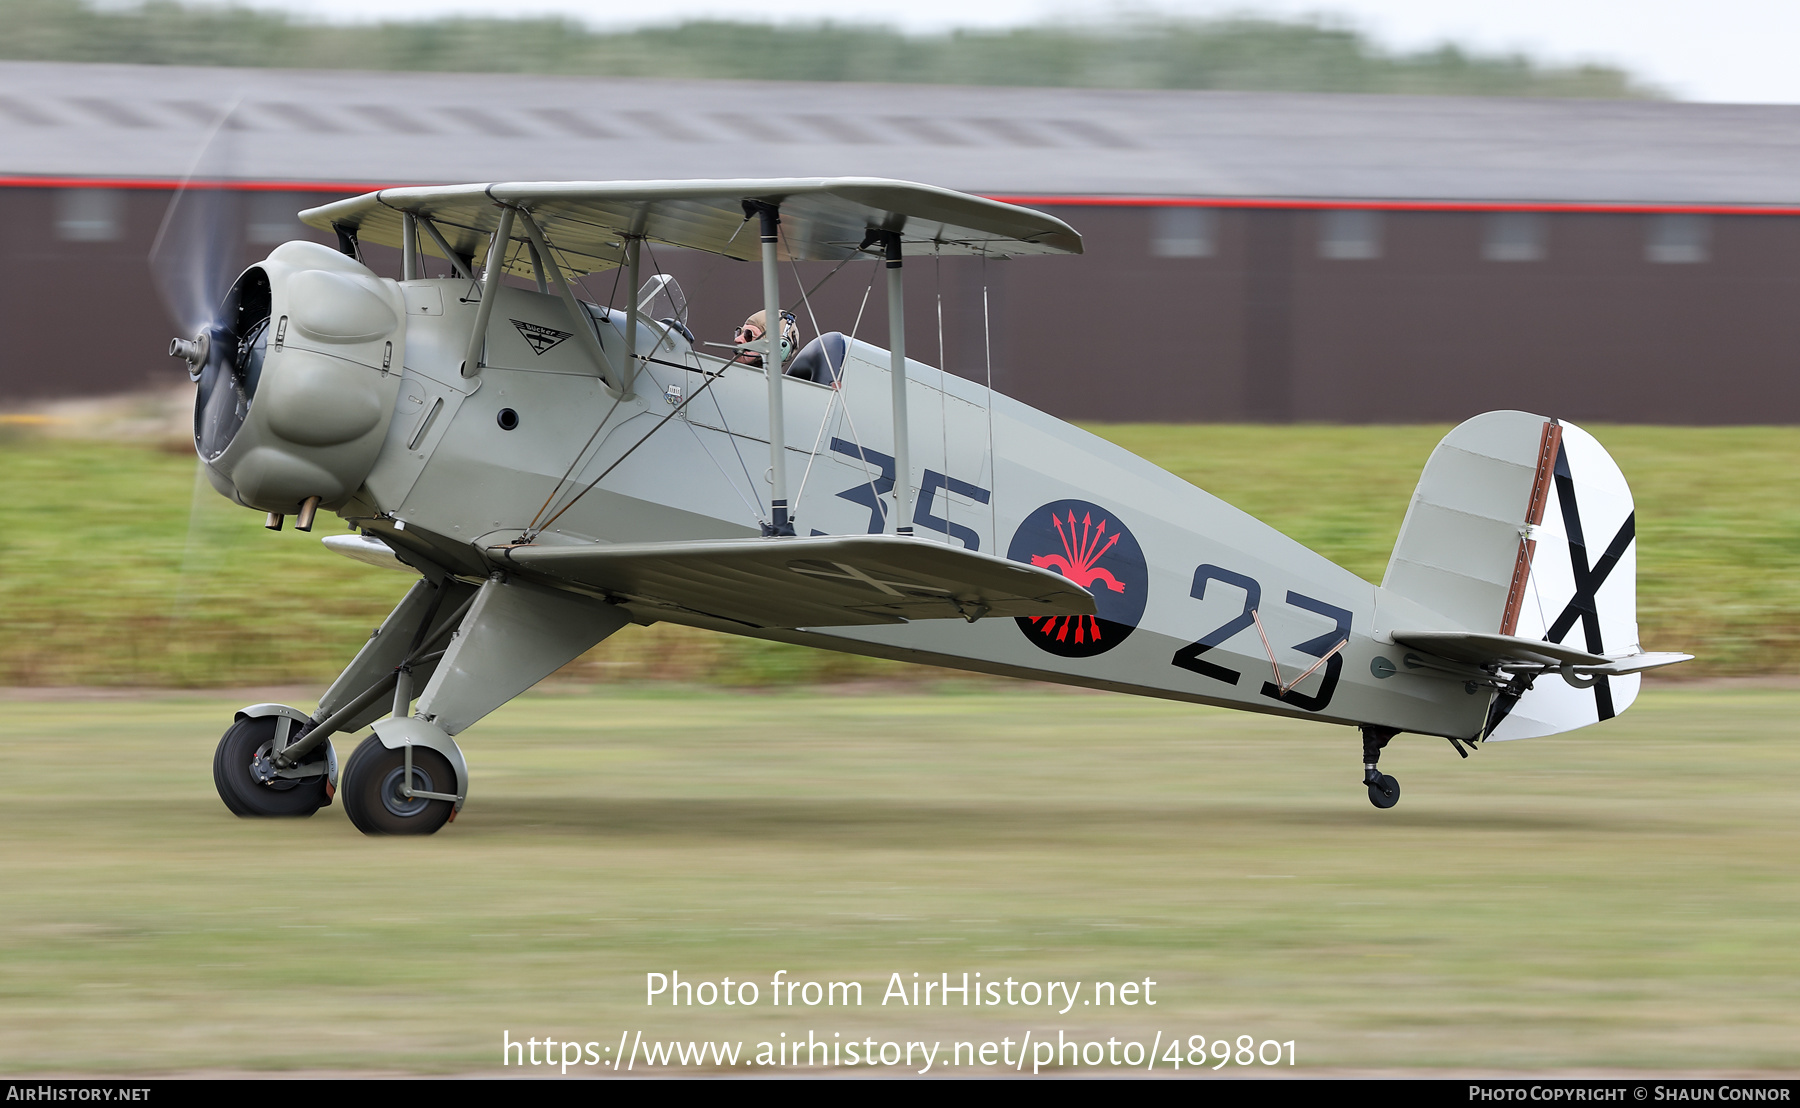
[212,710,337,817]
[1360,725,1401,809]
[211,705,466,834]
[339,729,459,836]
[208,573,633,836]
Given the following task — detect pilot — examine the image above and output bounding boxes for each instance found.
[732,309,799,369]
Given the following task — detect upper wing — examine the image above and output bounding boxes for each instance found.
[490,533,1096,629]
[299,177,1082,284]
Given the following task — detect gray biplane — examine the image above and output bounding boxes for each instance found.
[165,177,1690,834]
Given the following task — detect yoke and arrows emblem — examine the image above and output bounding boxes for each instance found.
[1031,512,1128,596]
[1008,500,1148,658]
[511,318,572,356]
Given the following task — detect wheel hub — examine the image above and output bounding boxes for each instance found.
[378,765,435,818]
[249,740,299,790]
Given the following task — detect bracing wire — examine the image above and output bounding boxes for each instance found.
[785,227,839,518]
[791,251,883,519]
[787,252,862,318]
[784,229,827,351]
[982,253,999,553]
[605,249,625,312]
[530,228,709,535]
[804,259,889,531]
[680,417,767,525]
[1527,496,1552,636]
[534,370,729,535]
[782,226,867,518]
[706,391,769,529]
[523,220,897,540]
[511,212,774,538]
[523,216,631,535]
[635,237,767,527]
[633,238,766,527]
[630,239,693,363]
[935,249,953,549]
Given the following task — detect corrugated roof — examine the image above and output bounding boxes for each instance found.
[4,60,1800,207]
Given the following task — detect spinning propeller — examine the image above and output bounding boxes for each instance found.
[149,106,266,461]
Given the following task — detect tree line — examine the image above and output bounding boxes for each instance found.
[0,0,1657,99]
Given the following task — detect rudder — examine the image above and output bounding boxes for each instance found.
[1382,411,1643,740]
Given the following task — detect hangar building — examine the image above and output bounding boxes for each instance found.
[3,60,1799,423]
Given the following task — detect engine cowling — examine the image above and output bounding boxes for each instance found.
[195,241,406,515]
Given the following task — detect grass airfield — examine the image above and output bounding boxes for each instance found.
[4,421,1798,686]
[1,681,1796,1075]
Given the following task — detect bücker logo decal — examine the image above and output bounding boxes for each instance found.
[511,318,572,356]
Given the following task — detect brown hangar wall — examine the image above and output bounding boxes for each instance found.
[5,184,1799,424]
[657,202,1800,425]
[0,186,346,402]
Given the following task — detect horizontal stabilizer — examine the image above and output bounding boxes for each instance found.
[1392,630,1692,675]
[1575,652,1694,676]
[1392,630,1608,669]
[493,534,1096,629]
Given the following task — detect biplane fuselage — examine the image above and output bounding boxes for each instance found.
[350,277,1484,741]
[179,178,1682,831]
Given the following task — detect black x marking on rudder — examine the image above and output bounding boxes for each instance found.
[1542,440,1636,721]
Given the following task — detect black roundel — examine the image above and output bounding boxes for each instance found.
[1007,499,1148,658]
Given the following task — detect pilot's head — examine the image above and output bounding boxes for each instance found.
[735,309,799,367]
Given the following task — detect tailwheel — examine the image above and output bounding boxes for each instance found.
[213,714,334,817]
[1360,724,1402,810]
[340,734,456,836]
[1366,772,1401,809]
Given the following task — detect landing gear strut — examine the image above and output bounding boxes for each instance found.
[1361,725,1400,809]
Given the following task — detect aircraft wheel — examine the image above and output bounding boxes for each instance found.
[1366,773,1401,809]
[340,735,455,836]
[212,715,331,818]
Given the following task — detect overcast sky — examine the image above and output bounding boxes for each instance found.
[211,0,1800,105]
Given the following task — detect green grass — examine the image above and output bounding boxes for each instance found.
[0,423,1795,685]
[0,685,1795,1074]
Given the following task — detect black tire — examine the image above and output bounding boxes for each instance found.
[1367,773,1401,809]
[212,715,331,818]
[340,735,456,836]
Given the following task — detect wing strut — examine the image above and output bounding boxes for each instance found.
[515,208,619,393]
[459,205,514,379]
[622,235,641,399]
[401,211,418,281]
[866,228,914,537]
[414,212,473,280]
[749,201,794,536]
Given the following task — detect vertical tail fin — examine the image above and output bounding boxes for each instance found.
[1382,411,1643,740]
